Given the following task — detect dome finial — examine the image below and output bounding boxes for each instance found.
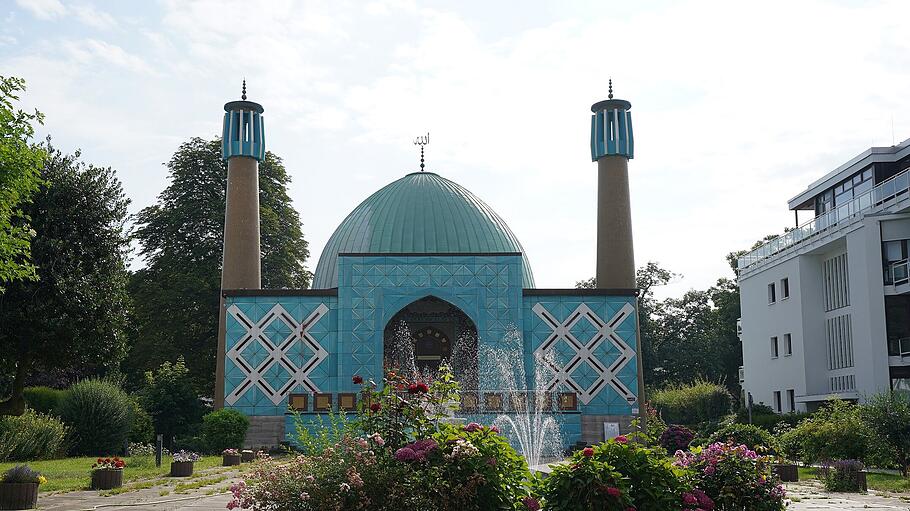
[608,78,613,99]
[241,79,247,101]
[414,132,430,172]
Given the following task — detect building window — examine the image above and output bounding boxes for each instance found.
[787,389,795,412]
[784,334,792,356]
[773,391,782,413]
[771,336,779,358]
[781,278,790,299]
[768,283,776,304]
[883,240,909,286]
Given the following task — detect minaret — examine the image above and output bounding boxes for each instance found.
[214,81,265,408]
[590,80,635,289]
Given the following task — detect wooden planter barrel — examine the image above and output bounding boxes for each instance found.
[222,454,241,467]
[170,462,194,477]
[772,463,799,482]
[90,469,123,490]
[855,470,868,492]
[240,450,255,463]
[0,482,38,510]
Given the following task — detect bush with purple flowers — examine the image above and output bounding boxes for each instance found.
[675,442,785,511]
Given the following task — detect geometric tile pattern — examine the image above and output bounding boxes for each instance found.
[225,303,329,406]
[532,302,637,406]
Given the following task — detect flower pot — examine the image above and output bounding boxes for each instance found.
[222,454,241,467]
[772,463,798,482]
[240,450,255,463]
[0,482,38,510]
[170,461,194,477]
[91,468,123,490]
[855,470,868,492]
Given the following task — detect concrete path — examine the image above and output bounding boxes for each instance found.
[787,479,910,510]
[36,465,243,511]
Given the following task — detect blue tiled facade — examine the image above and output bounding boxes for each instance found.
[224,255,639,447]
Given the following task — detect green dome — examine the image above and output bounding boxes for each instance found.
[313,172,535,289]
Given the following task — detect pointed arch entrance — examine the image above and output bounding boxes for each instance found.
[383,296,478,387]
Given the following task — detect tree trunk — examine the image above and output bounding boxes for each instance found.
[0,357,28,416]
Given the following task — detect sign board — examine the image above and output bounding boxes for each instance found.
[603,421,620,440]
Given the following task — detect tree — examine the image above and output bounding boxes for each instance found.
[0,145,130,415]
[862,392,910,476]
[126,138,310,394]
[0,76,45,289]
[140,357,204,447]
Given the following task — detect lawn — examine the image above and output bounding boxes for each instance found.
[798,467,910,493]
[0,455,223,493]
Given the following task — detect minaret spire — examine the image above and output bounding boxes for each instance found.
[241,79,247,101]
[414,132,430,172]
[608,78,613,99]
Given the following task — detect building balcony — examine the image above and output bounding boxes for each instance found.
[738,168,910,273]
[885,258,909,287]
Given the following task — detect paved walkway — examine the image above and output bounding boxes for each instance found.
[32,467,910,510]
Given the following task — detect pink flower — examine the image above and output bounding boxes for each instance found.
[703,465,715,475]
[682,492,697,505]
[605,487,622,498]
[370,433,385,446]
[395,447,417,462]
[521,497,541,511]
[465,422,483,432]
[582,447,594,457]
[615,435,628,444]
[491,425,500,434]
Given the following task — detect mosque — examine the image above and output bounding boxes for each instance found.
[213,82,643,449]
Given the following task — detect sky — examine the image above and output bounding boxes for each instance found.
[4,0,910,298]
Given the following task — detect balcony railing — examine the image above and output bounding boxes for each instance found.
[890,337,910,358]
[885,258,910,286]
[738,168,910,271]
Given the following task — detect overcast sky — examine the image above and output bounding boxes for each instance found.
[4,0,910,297]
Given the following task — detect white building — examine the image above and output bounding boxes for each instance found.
[738,139,910,413]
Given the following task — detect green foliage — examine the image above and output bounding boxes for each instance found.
[2,464,42,483]
[22,386,67,416]
[536,446,634,511]
[0,76,45,288]
[126,138,311,394]
[0,409,67,461]
[778,399,874,464]
[139,358,204,446]
[0,144,130,414]
[736,405,810,431]
[127,398,154,444]
[861,391,910,475]
[821,460,866,492]
[590,438,691,510]
[651,380,733,426]
[58,379,133,456]
[709,423,777,453]
[291,409,352,455]
[201,409,249,453]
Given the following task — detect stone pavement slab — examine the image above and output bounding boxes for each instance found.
[786,480,910,510]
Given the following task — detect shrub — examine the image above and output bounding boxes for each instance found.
[535,446,634,511]
[140,358,205,445]
[651,380,732,426]
[58,379,133,455]
[0,409,68,461]
[861,391,910,475]
[821,459,865,492]
[676,442,786,511]
[22,387,68,416]
[709,423,777,453]
[128,398,154,444]
[2,465,45,484]
[588,436,701,510]
[202,409,250,453]
[659,425,695,453]
[778,399,875,464]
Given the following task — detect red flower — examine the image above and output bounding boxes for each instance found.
[605,486,622,498]
[407,383,419,394]
[370,402,381,412]
[615,435,628,444]
[97,458,103,464]
[582,447,594,457]
[415,382,429,393]
[352,375,363,384]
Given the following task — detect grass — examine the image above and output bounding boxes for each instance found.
[799,467,910,493]
[0,455,223,493]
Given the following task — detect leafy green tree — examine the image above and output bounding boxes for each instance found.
[862,392,910,476]
[0,76,45,289]
[126,138,310,393]
[0,145,130,415]
[140,357,205,446]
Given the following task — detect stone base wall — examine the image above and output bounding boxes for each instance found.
[245,416,285,449]
[580,414,635,444]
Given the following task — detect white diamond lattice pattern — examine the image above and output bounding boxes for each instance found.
[532,303,637,405]
[226,303,329,406]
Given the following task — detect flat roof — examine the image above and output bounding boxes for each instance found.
[788,137,910,210]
